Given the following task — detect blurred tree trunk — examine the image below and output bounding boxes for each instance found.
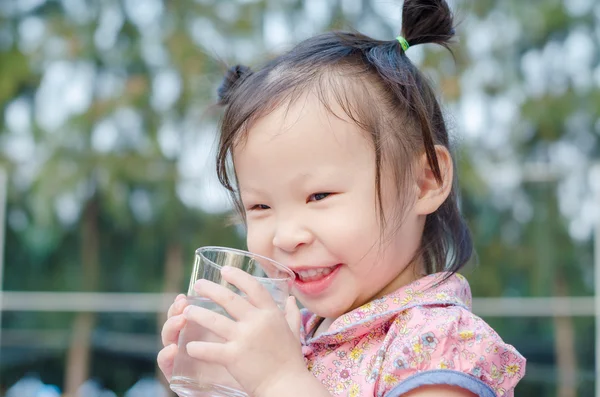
[64,197,100,396]
[157,241,184,395]
[553,274,577,397]
[531,184,577,397]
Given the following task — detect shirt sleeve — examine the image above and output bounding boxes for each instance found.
[377,306,526,397]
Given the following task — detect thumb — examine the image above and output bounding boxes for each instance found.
[284,296,301,341]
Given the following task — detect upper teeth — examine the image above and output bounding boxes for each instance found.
[297,266,335,280]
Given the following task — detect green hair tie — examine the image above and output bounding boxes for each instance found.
[396,36,410,52]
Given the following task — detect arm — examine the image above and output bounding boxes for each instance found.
[259,375,478,397]
[403,385,477,397]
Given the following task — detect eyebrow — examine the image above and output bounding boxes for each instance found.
[239,169,341,196]
[239,185,263,195]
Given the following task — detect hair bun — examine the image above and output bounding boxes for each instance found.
[217,65,253,105]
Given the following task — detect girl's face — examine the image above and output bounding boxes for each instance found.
[233,93,426,319]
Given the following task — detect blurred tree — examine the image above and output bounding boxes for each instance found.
[1,0,243,394]
[455,1,599,396]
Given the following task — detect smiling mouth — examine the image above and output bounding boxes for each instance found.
[294,265,340,282]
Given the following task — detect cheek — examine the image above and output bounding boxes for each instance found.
[245,221,272,255]
[320,207,380,252]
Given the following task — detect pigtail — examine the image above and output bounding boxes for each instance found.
[401,0,455,50]
[396,1,472,276]
[363,0,471,275]
[217,65,253,106]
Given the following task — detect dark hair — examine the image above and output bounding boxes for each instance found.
[215,0,472,276]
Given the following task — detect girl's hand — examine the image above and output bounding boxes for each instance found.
[184,266,306,397]
[156,294,188,381]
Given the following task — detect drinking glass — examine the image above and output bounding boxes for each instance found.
[169,246,295,397]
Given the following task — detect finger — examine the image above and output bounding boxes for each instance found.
[157,344,178,381]
[167,295,188,318]
[285,296,301,341]
[161,314,186,347]
[186,341,231,366]
[184,305,236,340]
[194,279,254,320]
[220,266,277,310]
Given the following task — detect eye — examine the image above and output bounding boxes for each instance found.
[248,204,270,211]
[308,192,332,202]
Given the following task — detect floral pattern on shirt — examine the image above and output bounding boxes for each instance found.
[300,272,526,397]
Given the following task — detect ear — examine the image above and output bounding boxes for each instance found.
[414,145,453,216]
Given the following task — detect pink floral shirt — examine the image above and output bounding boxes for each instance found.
[300,273,526,397]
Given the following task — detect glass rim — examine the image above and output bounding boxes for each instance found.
[195,246,296,281]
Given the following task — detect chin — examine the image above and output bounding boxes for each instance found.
[297,297,351,319]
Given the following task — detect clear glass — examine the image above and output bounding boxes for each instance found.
[170,246,295,397]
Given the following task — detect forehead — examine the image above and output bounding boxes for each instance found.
[232,92,374,180]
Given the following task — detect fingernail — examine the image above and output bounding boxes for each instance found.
[176,294,186,301]
[183,306,192,316]
[221,266,232,273]
[186,342,196,352]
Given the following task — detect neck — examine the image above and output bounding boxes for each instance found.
[313,259,425,337]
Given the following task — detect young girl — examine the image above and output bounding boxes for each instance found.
[157,0,526,396]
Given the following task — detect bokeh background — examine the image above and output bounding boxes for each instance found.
[0,0,599,396]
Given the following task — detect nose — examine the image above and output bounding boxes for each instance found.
[272,216,313,253]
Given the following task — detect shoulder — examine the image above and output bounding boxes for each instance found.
[377,304,525,397]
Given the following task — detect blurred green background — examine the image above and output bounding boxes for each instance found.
[0,0,599,396]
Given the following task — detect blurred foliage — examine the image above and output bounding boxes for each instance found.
[0,0,599,396]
